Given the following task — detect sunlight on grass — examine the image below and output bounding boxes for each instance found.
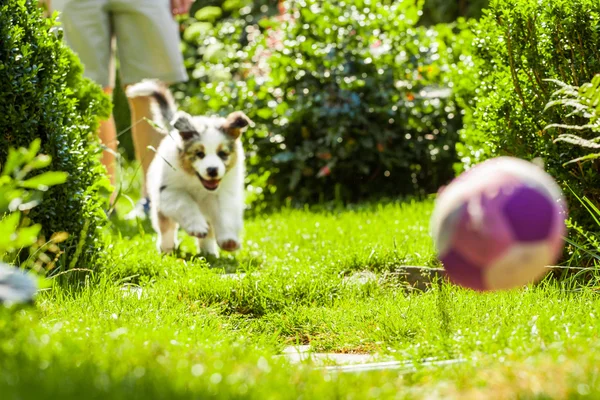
[2,198,600,398]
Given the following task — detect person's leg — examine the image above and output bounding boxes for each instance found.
[127,94,163,198]
[100,87,118,189]
[112,0,188,202]
[50,0,117,198]
[111,0,187,215]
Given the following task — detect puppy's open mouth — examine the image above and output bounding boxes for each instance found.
[197,174,220,191]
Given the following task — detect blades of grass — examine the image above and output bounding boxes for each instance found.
[147,146,177,171]
[568,185,600,227]
[583,196,600,221]
[564,237,600,262]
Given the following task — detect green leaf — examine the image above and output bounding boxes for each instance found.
[183,22,213,42]
[194,6,223,22]
[256,108,273,119]
[20,171,68,190]
[27,154,52,170]
[203,43,227,63]
[563,153,600,166]
[2,148,25,177]
[583,196,600,222]
[25,138,42,162]
[0,212,21,251]
[223,0,243,11]
[12,224,42,249]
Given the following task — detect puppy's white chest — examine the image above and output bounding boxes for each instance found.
[189,187,215,205]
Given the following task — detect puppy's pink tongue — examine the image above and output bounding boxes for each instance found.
[204,180,219,190]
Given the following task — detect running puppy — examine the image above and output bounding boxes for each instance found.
[126,80,250,256]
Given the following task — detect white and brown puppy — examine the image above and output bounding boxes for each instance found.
[126,80,250,256]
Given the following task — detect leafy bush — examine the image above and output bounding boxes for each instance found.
[112,74,134,160]
[543,75,600,267]
[0,140,69,272]
[421,0,489,25]
[189,0,279,21]
[457,0,600,228]
[546,75,600,164]
[0,0,111,271]
[177,0,470,206]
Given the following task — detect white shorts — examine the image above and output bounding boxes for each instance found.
[51,0,188,88]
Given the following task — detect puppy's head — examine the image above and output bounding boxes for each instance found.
[172,111,251,191]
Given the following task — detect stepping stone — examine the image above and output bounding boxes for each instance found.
[281,345,393,366]
[120,286,143,300]
[220,272,261,280]
[386,265,578,291]
[343,271,378,286]
[320,357,466,374]
[385,266,446,291]
[280,345,465,374]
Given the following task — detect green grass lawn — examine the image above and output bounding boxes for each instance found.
[2,194,600,399]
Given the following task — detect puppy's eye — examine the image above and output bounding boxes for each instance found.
[217,151,229,159]
[196,151,205,159]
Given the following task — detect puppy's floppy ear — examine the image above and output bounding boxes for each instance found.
[170,111,198,141]
[222,111,252,139]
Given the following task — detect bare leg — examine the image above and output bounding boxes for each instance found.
[127,94,164,198]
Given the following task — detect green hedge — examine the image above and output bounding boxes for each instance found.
[457,0,600,228]
[113,73,134,160]
[177,0,470,207]
[0,0,111,271]
[421,0,488,25]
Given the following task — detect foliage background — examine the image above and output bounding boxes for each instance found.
[112,0,486,208]
[456,0,600,231]
[165,0,479,208]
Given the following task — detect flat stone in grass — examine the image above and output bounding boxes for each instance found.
[219,272,261,280]
[120,286,143,300]
[280,345,466,374]
[281,345,393,366]
[370,265,571,291]
[343,266,446,292]
[321,357,466,374]
[386,266,446,291]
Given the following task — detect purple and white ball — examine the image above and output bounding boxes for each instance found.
[431,157,567,291]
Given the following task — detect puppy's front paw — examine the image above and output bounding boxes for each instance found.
[182,218,209,239]
[159,242,176,253]
[157,232,178,254]
[218,239,240,252]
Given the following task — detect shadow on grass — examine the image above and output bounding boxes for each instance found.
[110,215,257,274]
[108,212,154,238]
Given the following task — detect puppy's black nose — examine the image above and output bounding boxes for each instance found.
[207,167,218,178]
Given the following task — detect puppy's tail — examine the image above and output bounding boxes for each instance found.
[126,80,177,131]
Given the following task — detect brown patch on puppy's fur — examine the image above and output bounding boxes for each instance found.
[179,142,205,176]
[222,111,252,139]
[157,211,176,232]
[217,141,238,173]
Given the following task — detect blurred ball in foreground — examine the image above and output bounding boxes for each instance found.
[0,262,38,305]
[431,157,567,291]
